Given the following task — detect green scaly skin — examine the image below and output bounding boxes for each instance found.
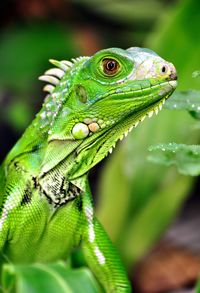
[0,47,177,292]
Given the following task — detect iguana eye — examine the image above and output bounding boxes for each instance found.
[102,58,120,76]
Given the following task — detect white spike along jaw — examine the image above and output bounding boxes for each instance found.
[107,97,167,157]
[147,110,154,118]
[154,107,159,115]
[109,147,113,154]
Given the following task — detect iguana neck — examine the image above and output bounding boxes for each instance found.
[5,57,89,166]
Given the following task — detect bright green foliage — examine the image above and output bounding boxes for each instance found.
[192,71,200,78]
[164,89,200,119]
[2,262,101,293]
[149,88,200,176]
[148,143,200,176]
[164,90,200,113]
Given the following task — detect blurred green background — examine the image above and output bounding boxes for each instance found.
[1,0,200,292]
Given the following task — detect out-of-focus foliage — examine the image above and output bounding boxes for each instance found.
[72,0,172,47]
[97,110,194,265]
[146,0,200,91]
[97,0,200,267]
[192,71,200,78]
[0,24,77,93]
[73,0,166,24]
[0,23,78,131]
[2,262,101,293]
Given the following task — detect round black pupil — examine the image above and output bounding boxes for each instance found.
[107,61,116,71]
[162,66,166,73]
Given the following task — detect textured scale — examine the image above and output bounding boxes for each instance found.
[0,47,177,292]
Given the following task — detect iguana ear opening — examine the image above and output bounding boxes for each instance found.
[74,84,88,104]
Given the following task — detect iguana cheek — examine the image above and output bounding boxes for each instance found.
[72,122,100,139]
[88,122,100,132]
[84,118,106,129]
[83,118,93,124]
[72,123,89,139]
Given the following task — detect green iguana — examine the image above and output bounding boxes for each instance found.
[0,47,177,292]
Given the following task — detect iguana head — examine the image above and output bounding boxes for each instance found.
[39,47,177,178]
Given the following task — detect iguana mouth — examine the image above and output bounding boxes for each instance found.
[68,79,177,179]
[40,79,176,179]
[106,80,177,151]
[76,79,177,155]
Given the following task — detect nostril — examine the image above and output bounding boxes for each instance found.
[169,73,177,80]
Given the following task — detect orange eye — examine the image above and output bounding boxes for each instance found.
[102,58,120,76]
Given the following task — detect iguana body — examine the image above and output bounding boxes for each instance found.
[0,47,177,292]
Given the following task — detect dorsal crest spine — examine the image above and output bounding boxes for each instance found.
[38,56,88,93]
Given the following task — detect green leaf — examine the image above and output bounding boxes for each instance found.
[192,70,200,78]
[164,90,200,119]
[2,262,102,293]
[164,90,200,112]
[148,143,200,176]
